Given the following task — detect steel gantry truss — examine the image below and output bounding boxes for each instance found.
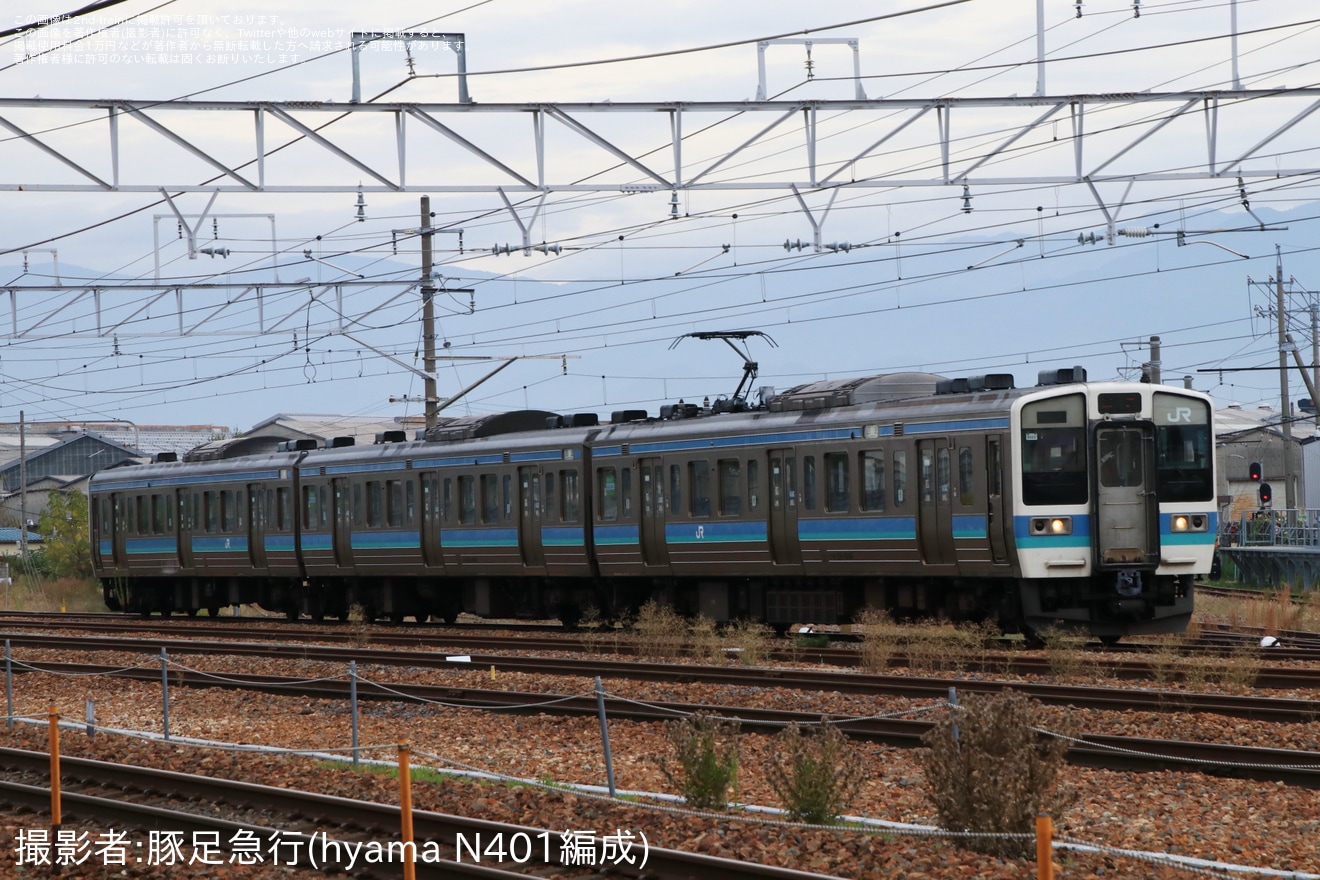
[1,90,1320,194]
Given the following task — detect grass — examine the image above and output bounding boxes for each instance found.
[1,575,105,613]
[1196,585,1320,633]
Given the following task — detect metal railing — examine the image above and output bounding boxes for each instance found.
[1219,508,1320,548]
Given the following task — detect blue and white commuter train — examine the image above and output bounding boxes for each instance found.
[89,366,1215,640]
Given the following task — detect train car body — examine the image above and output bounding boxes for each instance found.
[90,368,1215,639]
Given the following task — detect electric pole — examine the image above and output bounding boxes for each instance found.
[1276,245,1296,509]
[420,196,438,430]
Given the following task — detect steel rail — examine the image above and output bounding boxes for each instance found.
[4,630,1320,716]
[0,748,845,880]
[6,661,1320,787]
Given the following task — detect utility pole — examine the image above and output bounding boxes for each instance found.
[1276,245,1296,510]
[420,196,438,431]
[18,411,26,561]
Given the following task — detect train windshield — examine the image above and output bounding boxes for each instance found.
[1153,393,1213,502]
[1020,394,1088,505]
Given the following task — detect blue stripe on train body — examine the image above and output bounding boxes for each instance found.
[594,524,639,546]
[441,528,518,549]
[350,531,422,551]
[798,517,917,542]
[542,526,586,547]
[192,536,250,553]
[124,537,178,555]
[1159,511,1219,545]
[1013,514,1093,549]
[665,520,767,544]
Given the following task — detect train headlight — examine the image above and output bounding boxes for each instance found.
[1030,516,1072,536]
[1170,514,1208,533]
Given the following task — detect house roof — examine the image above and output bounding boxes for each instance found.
[247,413,428,445]
[0,528,42,543]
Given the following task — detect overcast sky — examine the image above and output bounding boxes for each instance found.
[3,0,1320,433]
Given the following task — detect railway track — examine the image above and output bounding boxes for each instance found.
[0,747,839,879]
[5,627,1320,698]
[8,612,1320,673]
[7,658,1320,788]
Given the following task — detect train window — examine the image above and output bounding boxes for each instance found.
[1153,393,1213,502]
[425,478,438,522]
[1021,395,1087,506]
[388,480,404,527]
[275,487,291,531]
[191,493,200,531]
[598,467,619,521]
[958,447,975,506]
[458,476,476,524]
[825,453,849,512]
[689,461,711,517]
[319,486,329,527]
[920,449,934,504]
[802,456,817,511]
[893,451,907,506]
[365,481,381,527]
[137,495,150,534]
[747,460,760,510]
[861,452,885,511]
[302,486,314,529]
[1098,430,1144,488]
[936,448,952,505]
[669,465,683,515]
[480,474,500,524]
[236,490,245,529]
[443,478,455,523]
[621,468,632,517]
[222,490,236,532]
[561,470,581,521]
[544,472,557,522]
[718,459,741,516]
[502,474,513,521]
[151,494,164,534]
[405,480,416,525]
[204,492,218,533]
[351,484,362,526]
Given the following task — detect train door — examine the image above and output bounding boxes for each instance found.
[176,489,195,570]
[1094,424,1159,566]
[419,471,444,568]
[986,436,1010,565]
[767,449,803,567]
[247,483,268,569]
[638,456,670,567]
[917,438,956,566]
[99,493,125,570]
[332,477,353,568]
[518,465,546,568]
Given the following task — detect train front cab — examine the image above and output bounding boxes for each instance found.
[1013,383,1212,640]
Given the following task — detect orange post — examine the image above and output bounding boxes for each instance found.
[1036,814,1054,880]
[398,741,415,880]
[48,707,61,829]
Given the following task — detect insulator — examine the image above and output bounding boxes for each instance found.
[824,242,851,253]
[783,238,809,251]
[1118,227,1152,238]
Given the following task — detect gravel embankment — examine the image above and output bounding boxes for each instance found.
[1,642,1318,879]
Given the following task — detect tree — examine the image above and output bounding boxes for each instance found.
[36,489,92,579]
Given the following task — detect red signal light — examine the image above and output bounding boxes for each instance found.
[1249,461,1263,482]
[1259,483,1273,507]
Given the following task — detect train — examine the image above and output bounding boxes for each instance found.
[88,366,1216,641]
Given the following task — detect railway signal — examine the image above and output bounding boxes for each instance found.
[1249,461,1263,482]
[1259,482,1273,508]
